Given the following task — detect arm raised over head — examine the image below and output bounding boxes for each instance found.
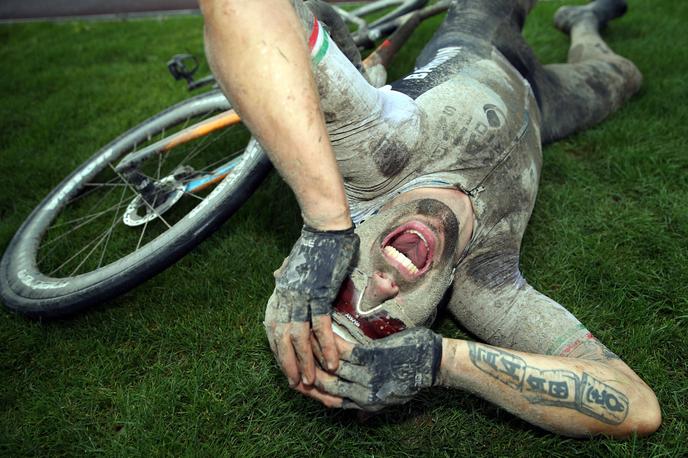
[199,0,351,231]
[199,0,354,388]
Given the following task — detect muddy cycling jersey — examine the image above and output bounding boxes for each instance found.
[298,3,598,357]
[309,20,541,245]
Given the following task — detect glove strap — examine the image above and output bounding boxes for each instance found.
[431,333,444,386]
[302,224,355,235]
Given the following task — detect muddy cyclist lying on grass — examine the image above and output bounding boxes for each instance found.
[259,0,659,438]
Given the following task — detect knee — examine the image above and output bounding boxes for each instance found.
[607,56,643,96]
[625,59,643,95]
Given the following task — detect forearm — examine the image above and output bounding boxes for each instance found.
[199,0,351,230]
[438,339,660,438]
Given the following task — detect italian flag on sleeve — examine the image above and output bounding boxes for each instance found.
[308,17,330,65]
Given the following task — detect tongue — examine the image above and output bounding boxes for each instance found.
[391,233,428,268]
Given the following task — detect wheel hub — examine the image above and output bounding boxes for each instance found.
[123,175,185,227]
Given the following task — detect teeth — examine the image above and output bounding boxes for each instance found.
[383,246,419,274]
[405,229,428,248]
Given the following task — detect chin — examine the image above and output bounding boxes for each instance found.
[331,275,442,344]
[331,277,408,343]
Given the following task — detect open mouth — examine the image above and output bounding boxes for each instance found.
[381,221,436,279]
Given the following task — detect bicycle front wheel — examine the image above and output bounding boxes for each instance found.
[0,89,271,318]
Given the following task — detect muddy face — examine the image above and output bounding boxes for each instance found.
[333,199,459,341]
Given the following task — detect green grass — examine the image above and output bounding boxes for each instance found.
[1,1,687,456]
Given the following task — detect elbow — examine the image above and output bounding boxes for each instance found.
[622,389,662,437]
[634,393,662,436]
[198,0,240,18]
[198,0,213,14]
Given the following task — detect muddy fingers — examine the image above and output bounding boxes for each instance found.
[274,323,300,387]
[269,225,358,385]
[335,361,373,386]
[312,314,338,371]
[318,328,444,411]
[290,322,316,385]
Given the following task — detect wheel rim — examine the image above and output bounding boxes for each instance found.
[30,97,251,280]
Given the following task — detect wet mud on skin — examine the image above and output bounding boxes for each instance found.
[287,0,641,355]
[332,199,459,343]
[272,226,359,321]
[311,40,425,200]
[423,0,639,355]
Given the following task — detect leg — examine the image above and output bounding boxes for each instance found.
[536,0,642,142]
[417,0,641,143]
[413,0,557,113]
[553,0,628,34]
[415,0,538,67]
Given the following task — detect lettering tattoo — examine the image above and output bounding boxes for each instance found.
[468,343,629,425]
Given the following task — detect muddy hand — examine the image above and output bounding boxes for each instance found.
[267,225,358,386]
[316,329,443,411]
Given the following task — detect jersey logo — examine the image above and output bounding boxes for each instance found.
[484,104,506,128]
[403,46,462,81]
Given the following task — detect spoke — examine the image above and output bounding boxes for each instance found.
[137,122,195,185]
[49,177,132,230]
[41,200,131,249]
[180,149,245,181]
[180,127,231,167]
[159,125,171,173]
[156,147,163,181]
[38,200,131,265]
[67,229,113,277]
[157,126,167,174]
[135,191,159,252]
[183,191,205,201]
[49,187,120,230]
[158,116,203,179]
[173,117,230,171]
[39,112,235,276]
[135,218,151,252]
[67,175,121,205]
[108,163,173,230]
[78,182,122,225]
[48,229,110,276]
[97,183,129,268]
[174,130,215,169]
[83,182,128,187]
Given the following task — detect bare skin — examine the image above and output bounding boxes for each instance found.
[199,0,349,384]
[435,339,660,437]
[250,0,661,437]
[292,188,661,437]
[301,334,661,438]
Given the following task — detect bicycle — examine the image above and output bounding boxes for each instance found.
[0,0,451,317]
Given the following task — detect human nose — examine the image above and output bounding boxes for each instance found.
[360,271,399,310]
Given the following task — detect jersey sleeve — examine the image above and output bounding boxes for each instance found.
[448,223,593,357]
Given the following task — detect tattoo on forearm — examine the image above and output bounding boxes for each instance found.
[467,342,629,425]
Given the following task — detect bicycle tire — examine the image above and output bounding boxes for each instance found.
[0,89,272,318]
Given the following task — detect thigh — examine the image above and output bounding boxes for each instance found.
[416,1,547,103]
